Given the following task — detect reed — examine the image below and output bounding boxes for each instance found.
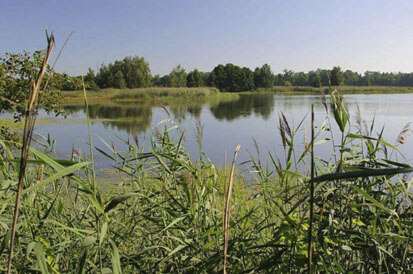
[223,144,240,274]
[0,40,412,272]
[0,101,412,272]
[6,31,55,273]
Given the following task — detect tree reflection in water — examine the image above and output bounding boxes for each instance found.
[62,94,276,134]
[210,93,275,121]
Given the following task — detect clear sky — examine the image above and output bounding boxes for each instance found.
[2,0,413,75]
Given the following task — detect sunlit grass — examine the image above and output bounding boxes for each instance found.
[1,89,412,272]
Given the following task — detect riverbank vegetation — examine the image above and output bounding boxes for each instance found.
[1,36,413,273]
[1,90,412,272]
[60,87,227,105]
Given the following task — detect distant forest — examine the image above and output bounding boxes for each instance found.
[4,52,413,92]
[77,56,413,92]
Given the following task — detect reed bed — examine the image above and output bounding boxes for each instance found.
[111,87,219,100]
[0,36,412,273]
[0,86,412,272]
[61,87,220,102]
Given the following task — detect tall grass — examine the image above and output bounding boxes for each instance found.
[111,87,219,100]
[61,87,220,102]
[0,87,412,272]
[6,31,55,273]
[0,35,412,272]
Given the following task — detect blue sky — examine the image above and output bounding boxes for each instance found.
[2,0,413,75]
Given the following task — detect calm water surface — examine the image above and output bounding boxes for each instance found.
[19,93,413,170]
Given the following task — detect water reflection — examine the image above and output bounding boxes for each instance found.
[45,93,413,169]
[64,102,153,133]
[62,94,278,134]
[210,94,275,121]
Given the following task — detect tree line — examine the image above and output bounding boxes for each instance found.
[5,51,413,94]
[82,57,413,91]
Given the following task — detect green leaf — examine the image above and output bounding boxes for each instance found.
[347,133,398,151]
[100,222,108,245]
[34,242,49,274]
[352,219,366,226]
[82,236,96,248]
[311,167,413,183]
[25,241,36,261]
[105,193,136,213]
[352,185,397,216]
[162,216,186,232]
[110,240,122,274]
[23,162,90,195]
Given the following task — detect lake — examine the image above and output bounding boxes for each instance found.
[20,93,413,172]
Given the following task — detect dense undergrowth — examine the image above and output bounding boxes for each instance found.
[0,89,412,273]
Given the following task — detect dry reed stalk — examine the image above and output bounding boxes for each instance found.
[396,122,411,145]
[279,116,287,151]
[43,31,73,88]
[223,144,241,274]
[7,31,55,274]
[281,111,292,137]
[307,104,315,274]
[252,137,262,171]
[320,90,328,113]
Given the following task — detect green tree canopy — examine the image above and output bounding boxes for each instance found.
[208,63,255,92]
[186,69,203,87]
[0,51,62,119]
[330,66,344,86]
[309,71,322,87]
[95,56,152,89]
[254,64,275,88]
[169,65,187,87]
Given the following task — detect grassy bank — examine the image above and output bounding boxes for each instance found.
[61,87,220,103]
[0,118,84,129]
[61,86,413,105]
[1,91,412,272]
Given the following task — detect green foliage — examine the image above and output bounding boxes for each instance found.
[309,71,322,87]
[208,63,255,92]
[168,65,187,87]
[331,66,344,86]
[254,64,275,88]
[271,67,413,87]
[52,73,83,91]
[284,80,292,87]
[0,51,62,119]
[113,71,126,89]
[95,56,152,89]
[1,101,412,272]
[186,69,203,87]
[84,68,99,90]
[152,74,170,87]
[330,90,348,132]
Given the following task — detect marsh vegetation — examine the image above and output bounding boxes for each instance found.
[1,89,413,272]
[1,36,413,274]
